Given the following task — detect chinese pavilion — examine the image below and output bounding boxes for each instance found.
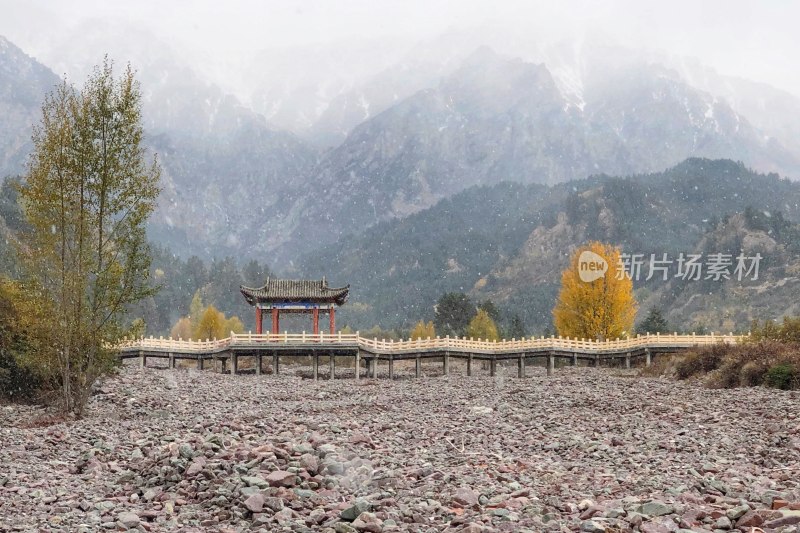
[240,278,350,335]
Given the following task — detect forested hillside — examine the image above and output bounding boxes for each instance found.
[299,159,800,334]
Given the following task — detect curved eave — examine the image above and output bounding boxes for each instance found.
[239,285,350,307]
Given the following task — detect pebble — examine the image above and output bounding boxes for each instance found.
[0,363,797,532]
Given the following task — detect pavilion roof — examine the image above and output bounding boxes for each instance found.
[240,277,349,306]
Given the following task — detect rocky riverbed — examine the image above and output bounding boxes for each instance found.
[1,363,799,532]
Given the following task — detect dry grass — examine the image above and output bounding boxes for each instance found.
[662,341,800,390]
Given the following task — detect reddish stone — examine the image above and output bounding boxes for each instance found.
[736,511,765,529]
[679,509,707,528]
[266,470,296,487]
[678,494,705,505]
[764,513,800,528]
[773,498,789,510]
[640,522,671,533]
[579,506,605,520]
[451,487,480,509]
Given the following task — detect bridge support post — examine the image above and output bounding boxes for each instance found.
[547,352,554,376]
[443,353,449,376]
[594,355,599,368]
[490,357,496,377]
[355,350,361,380]
[273,351,279,375]
[313,353,319,381]
[572,353,577,366]
[415,355,421,378]
[329,353,335,380]
[231,352,238,375]
[467,354,473,376]
[220,357,227,374]
[645,348,652,367]
[168,352,175,369]
[518,354,525,378]
[140,352,146,369]
[625,352,631,369]
[197,356,204,371]
[388,355,394,380]
[256,354,262,375]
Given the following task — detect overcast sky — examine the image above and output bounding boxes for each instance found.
[1,0,798,97]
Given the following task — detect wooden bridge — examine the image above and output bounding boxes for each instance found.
[118,331,744,379]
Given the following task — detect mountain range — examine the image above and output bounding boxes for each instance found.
[3,31,800,334]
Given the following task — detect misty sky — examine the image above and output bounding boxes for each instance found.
[1,0,799,97]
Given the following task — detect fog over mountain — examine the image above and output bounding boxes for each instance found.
[2,1,800,270]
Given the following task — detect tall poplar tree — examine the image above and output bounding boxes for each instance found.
[18,59,161,416]
[553,242,637,340]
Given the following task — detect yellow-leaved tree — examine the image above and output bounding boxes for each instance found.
[17,60,161,416]
[410,320,435,340]
[189,304,244,340]
[169,317,193,340]
[466,309,500,341]
[194,305,224,340]
[553,241,637,340]
[223,316,245,336]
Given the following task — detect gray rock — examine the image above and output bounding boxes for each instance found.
[242,475,269,489]
[116,512,140,529]
[142,487,162,502]
[726,505,749,521]
[341,500,373,521]
[580,520,606,533]
[714,515,732,529]
[178,443,194,459]
[639,501,675,517]
[352,511,383,532]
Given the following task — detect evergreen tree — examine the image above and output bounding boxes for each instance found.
[478,299,501,322]
[637,307,669,334]
[434,292,474,337]
[242,259,271,286]
[507,314,526,339]
[18,59,161,416]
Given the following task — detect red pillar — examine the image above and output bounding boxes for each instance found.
[272,308,279,334]
[329,307,335,334]
[312,307,320,335]
[255,307,262,334]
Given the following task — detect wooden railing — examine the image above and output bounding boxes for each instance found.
[116,336,230,353]
[118,331,745,355]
